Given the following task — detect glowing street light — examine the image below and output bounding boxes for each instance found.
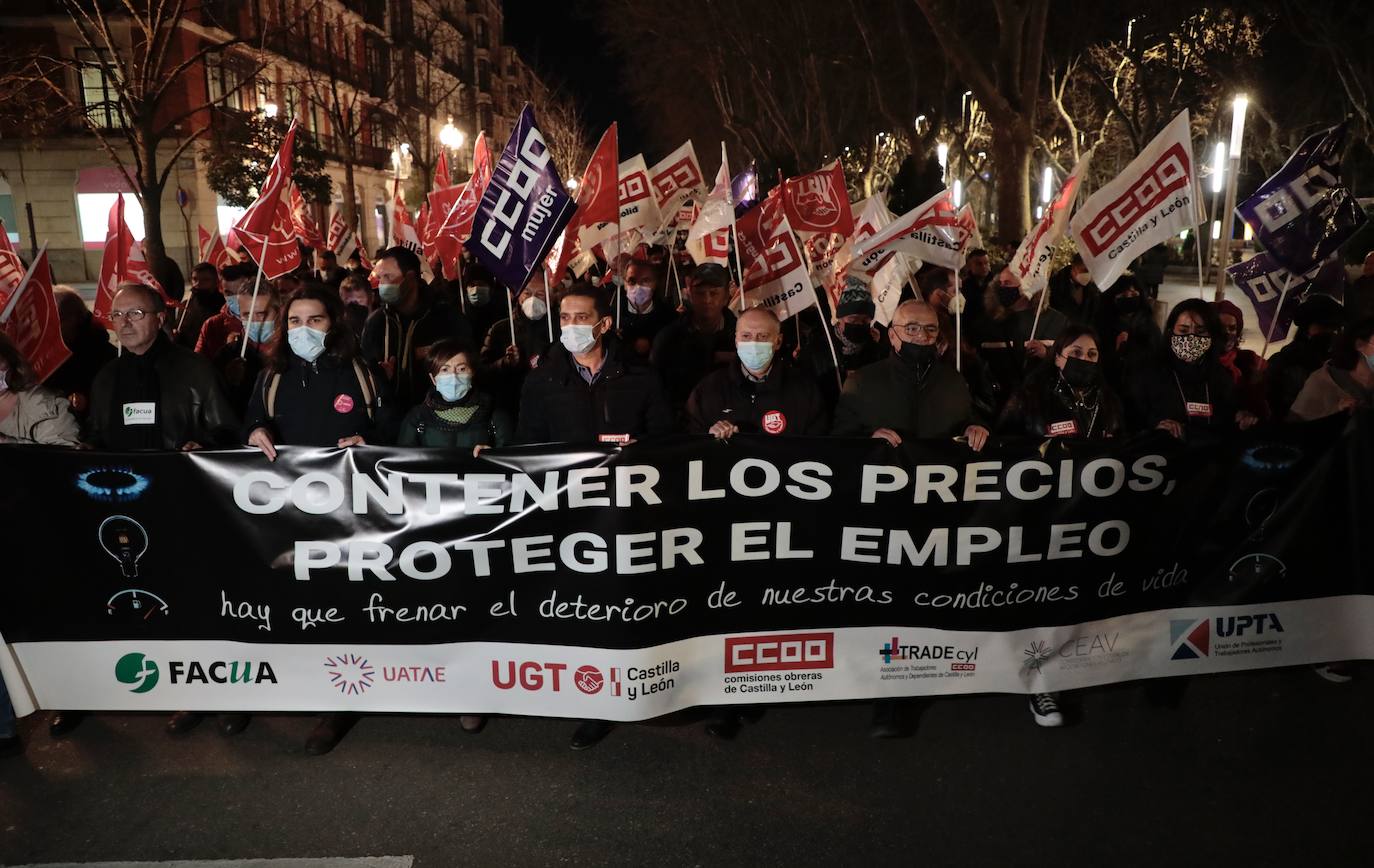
[1229,95,1249,158]
[439,117,465,150]
[1041,166,1053,204]
[1211,142,1226,194]
[952,178,963,207]
[566,178,579,192]
[936,141,949,180]
[1213,94,1250,301]
[261,101,279,118]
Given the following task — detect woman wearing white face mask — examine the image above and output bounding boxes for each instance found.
[397,338,512,451]
[243,287,395,464]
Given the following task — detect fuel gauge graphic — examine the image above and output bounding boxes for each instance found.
[107,589,170,621]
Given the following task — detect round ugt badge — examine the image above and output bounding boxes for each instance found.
[333,393,355,414]
[762,410,787,434]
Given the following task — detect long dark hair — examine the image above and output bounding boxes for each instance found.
[1162,298,1225,363]
[269,286,358,372]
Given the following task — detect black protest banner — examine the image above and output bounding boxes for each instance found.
[0,414,1368,717]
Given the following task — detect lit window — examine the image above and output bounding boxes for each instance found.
[77,193,144,247]
[77,49,125,129]
[217,197,247,237]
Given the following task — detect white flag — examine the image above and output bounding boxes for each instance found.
[617,153,662,241]
[849,188,961,274]
[1070,111,1203,289]
[828,194,895,316]
[1009,150,1093,296]
[688,143,734,244]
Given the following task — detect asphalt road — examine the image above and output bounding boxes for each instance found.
[2,665,1369,867]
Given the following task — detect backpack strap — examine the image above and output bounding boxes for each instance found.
[351,358,377,421]
[264,372,281,419]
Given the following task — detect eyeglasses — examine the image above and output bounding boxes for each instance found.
[890,323,939,338]
[108,309,150,323]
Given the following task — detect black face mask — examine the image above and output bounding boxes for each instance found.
[996,285,1022,308]
[842,323,872,345]
[1114,294,1142,314]
[897,340,939,369]
[1060,355,1098,389]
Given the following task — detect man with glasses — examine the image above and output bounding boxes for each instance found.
[833,298,990,449]
[88,283,239,451]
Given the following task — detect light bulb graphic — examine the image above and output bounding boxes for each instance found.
[98,515,149,578]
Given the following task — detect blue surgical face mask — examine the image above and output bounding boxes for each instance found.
[1365,351,1374,373]
[244,319,275,344]
[435,371,472,403]
[287,325,327,362]
[560,323,598,355]
[466,285,491,305]
[378,283,403,305]
[224,294,241,317]
[737,340,775,373]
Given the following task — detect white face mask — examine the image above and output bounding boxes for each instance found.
[0,368,8,393]
[521,296,547,320]
[560,323,599,356]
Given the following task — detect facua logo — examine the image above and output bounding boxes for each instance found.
[114,653,276,689]
[115,652,159,693]
[324,653,376,695]
[726,632,834,673]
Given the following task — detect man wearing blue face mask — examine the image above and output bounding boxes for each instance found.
[615,258,675,360]
[211,282,281,416]
[361,246,472,409]
[195,262,257,358]
[687,306,828,439]
[515,283,672,449]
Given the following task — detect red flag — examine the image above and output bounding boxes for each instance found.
[0,246,71,383]
[289,183,325,251]
[551,123,620,282]
[783,161,854,238]
[426,131,493,279]
[196,225,236,269]
[436,151,452,190]
[94,197,168,325]
[233,121,302,280]
[389,184,421,253]
[0,219,26,311]
[418,202,436,265]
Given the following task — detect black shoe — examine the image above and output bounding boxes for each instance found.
[48,711,86,738]
[0,734,21,758]
[704,708,743,740]
[218,713,251,737]
[166,711,206,736]
[459,715,487,734]
[305,712,359,756]
[570,719,613,750]
[869,699,913,739]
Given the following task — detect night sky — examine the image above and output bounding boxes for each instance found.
[501,1,649,156]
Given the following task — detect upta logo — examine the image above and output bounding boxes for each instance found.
[1171,613,1285,659]
[115,652,159,693]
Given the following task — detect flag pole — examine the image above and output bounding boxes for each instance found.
[1260,271,1294,358]
[505,283,517,349]
[1195,226,1206,300]
[455,261,467,313]
[241,230,270,359]
[954,269,963,373]
[796,233,843,393]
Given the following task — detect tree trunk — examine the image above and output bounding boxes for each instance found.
[990,122,1032,245]
[343,159,359,240]
[138,133,174,285]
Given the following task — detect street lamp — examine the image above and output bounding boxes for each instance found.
[952,179,963,208]
[936,142,949,181]
[1040,166,1053,204]
[261,101,279,118]
[1213,94,1249,301]
[439,117,465,150]
[566,178,579,192]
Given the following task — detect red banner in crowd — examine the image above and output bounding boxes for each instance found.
[289,183,325,251]
[426,131,493,279]
[782,161,854,238]
[0,247,70,383]
[232,121,303,281]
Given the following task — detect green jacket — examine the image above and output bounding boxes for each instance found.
[831,355,974,439]
[396,390,513,449]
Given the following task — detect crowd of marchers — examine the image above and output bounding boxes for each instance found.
[2,238,1373,758]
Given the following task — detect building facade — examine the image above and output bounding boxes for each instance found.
[0,0,547,283]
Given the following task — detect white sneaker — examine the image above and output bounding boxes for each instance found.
[1314,664,1354,684]
[1029,692,1064,727]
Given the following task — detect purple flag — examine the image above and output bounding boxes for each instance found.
[732,163,758,217]
[465,105,577,290]
[1226,252,1325,340]
[1235,122,1366,275]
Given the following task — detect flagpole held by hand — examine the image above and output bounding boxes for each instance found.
[1260,271,1294,358]
[241,231,270,359]
[954,269,963,373]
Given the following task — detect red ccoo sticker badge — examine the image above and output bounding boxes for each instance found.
[762,410,787,434]
[574,665,604,694]
[333,394,355,414]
